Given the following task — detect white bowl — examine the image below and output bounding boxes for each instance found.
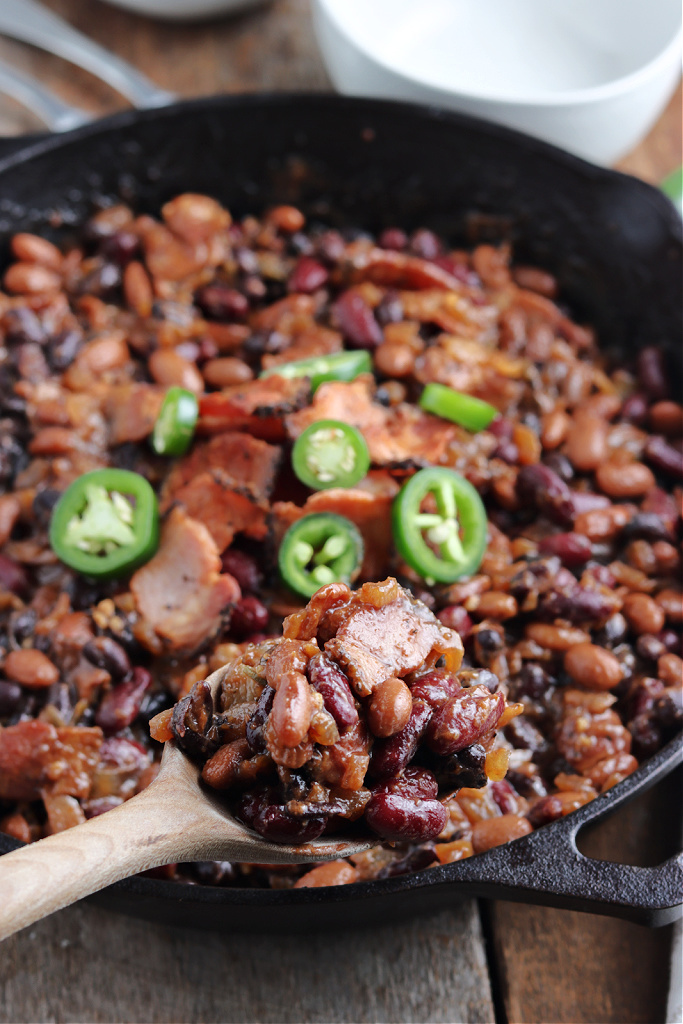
[101,0,269,20]
[313,0,682,165]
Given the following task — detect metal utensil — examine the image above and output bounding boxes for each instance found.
[0,664,372,942]
[0,0,174,108]
[0,58,90,130]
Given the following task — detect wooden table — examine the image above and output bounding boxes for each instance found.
[0,3,681,1021]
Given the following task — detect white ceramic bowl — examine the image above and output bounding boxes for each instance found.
[101,0,269,20]
[313,0,682,165]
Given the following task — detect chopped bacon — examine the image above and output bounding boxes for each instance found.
[348,247,479,292]
[286,378,455,467]
[172,472,268,552]
[400,289,497,340]
[250,294,316,332]
[164,431,281,506]
[199,376,310,439]
[130,506,241,652]
[261,325,343,370]
[0,720,102,801]
[105,382,164,445]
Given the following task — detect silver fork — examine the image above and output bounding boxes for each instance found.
[0,0,174,130]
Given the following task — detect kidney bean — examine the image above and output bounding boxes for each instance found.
[564,643,623,691]
[516,464,575,527]
[657,653,683,687]
[538,532,592,568]
[369,700,432,780]
[95,667,152,734]
[427,688,505,755]
[4,649,59,689]
[270,671,314,749]
[515,663,554,701]
[409,670,462,709]
[288,257,329,294]
[437,605,472,638]
[538,584,619,625]
[472,814,532,853]
[308,654,359,732]
[100,228,139,266]
[595,460,655,499]
[332,290,383,350]
[644,435,683,479]
[196,284,249,322]
[637,346,669,400]
[636,633,666,662]
[649,401,683,436]
[0,553,28,596]
[230,596,269,636]
[379,227,407,250]
[83,636,131,680]
[365,768,447,842]
[220,549,262,594]
[253,802,326,843]
[620,392,649,424]
[505,714,547,754]
[367,677,412,738]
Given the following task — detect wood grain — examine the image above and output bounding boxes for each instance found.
[0,901,495,1024]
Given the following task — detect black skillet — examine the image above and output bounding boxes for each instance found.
[0,94,681,930]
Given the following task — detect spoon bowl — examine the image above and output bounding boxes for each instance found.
[0,665,374,942]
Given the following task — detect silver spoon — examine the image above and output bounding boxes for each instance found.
[0,664,374,941]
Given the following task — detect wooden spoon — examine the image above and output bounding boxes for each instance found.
[0,665,374,941]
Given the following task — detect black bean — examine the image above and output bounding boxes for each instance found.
[0,679,23,717]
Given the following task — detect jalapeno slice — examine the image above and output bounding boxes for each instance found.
[49,469,160,579]
[151,386,199,457]
[292,419,370,491]
[279,513,364,597]
[260,350,372,392]
[419,383,498,433]
[392,467,487,583]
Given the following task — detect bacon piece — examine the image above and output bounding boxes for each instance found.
[172,472,268,551]
[348,248,476,292]
[105,382,165,445]
[0,720,102,801]
[199,376,310,439]
[286,377,384,440]
[164,431,281,505]
[261,325,343,370]
[130,506,240,652]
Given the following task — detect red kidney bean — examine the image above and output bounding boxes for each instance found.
[365,767,447,842]
[220,548,262,593]
[253,803,326,844]
[490,779,521,814]
[332,290,383,349]
[645,436,683,479]
[195,284,249,322]
[308,653,358,731]
[637,346,669,400]
[95,667,152,734]
[409,670,462,708]
[0,553,29,596]
[288,257,329,293]
[516,464,575,526]
[527,795,565,827]
[426,688,505,755]
[437,605,473,638]
[379,228,407,250]
[230,596,269,636]
[101,229,139,266]
[409,229,442,259]
[369,701,432,780]
[538,532,592,568]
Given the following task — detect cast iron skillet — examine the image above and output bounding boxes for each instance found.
[0,94,681,930]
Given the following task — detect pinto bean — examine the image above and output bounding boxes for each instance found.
[564,643,623,691]
[658,653,683,687]
[595,460,655,499]
[4,649,59,689]
[471,814,532,853]
[149,348,204,393]
[0,494,20,546]
[472,592,518,620]
[202,357,253,388]
[123,261,153,317]
[367,677,412,737]
[525,623,590,651]
[565,413,608,472]
[655,589,683,624]
[4,262,61,294]
[267,205,305,233]
[162,193,231,243]
[11,233,63,271]
[374,342,416,378]
[622,593,666,635]
[270,670,314,748]
[540,408,570,450]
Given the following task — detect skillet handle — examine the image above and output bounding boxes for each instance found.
[451,736,683,926]
[0,133,50,163]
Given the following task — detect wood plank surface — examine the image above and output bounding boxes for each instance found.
[0,3,680,1022]
[0,902,495,1024]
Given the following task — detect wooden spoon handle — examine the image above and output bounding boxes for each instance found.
[0,778,201,941]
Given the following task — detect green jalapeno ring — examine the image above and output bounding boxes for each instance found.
[151,386,199,457]
[260,350,372,392]
[292,419,371,491]
[419,383,498,433]
[279,512,364,598]
[392,467,487,584]
[49,469,160,580]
